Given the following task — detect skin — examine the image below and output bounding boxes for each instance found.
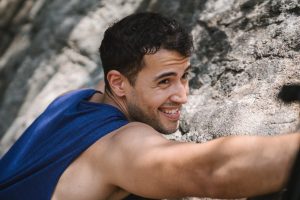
[51,49,300,200]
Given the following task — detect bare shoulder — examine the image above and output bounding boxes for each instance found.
[117,121,163,136]
[96,123,204,198]
[100,122,172,160]
[92,121,171,164]
[113,122,168,143]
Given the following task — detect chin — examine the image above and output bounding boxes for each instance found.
[157,126,178,135]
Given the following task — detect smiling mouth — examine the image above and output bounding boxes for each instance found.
[158,108,181,121]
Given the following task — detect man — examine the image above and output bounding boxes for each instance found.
[0,12,299,200]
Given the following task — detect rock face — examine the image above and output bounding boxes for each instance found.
[0,0,299,199]
[169,0,300,143]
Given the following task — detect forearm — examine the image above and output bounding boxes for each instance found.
[208,133,300,198]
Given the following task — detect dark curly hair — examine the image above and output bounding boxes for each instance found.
[99,12,193,92]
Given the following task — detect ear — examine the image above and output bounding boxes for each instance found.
[106,70,128,97]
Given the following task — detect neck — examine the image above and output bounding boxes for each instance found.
[102,90,131,120]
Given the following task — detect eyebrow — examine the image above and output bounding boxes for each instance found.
[154,65,191,81]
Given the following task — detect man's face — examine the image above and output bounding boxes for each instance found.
[125,49,190,134]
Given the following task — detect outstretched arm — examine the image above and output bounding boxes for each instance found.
[103,123,300,199]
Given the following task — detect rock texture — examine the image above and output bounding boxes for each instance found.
[0,0,299,199]
[170,0,300,143]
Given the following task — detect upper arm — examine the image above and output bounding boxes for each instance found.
[102,123,214,199]
[100,123,300,199]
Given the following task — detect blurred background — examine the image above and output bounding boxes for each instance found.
[0,2,299,197]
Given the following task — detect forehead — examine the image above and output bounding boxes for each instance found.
[141,49,190,75]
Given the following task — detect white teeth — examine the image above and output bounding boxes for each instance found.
[161,109,178,114]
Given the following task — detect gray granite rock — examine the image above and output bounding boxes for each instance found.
[172,0,300,143]
[0,0,143,153]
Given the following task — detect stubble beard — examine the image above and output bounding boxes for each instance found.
[127,102,178,135]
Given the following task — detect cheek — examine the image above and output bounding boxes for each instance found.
[144,93,170,112]
[134,85,172,109]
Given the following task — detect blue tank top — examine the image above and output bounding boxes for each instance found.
[0,89,128,200]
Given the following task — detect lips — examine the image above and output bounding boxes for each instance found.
[158,107,180,121]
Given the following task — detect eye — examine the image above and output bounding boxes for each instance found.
[158,79,170,85]
[182,72,191,80]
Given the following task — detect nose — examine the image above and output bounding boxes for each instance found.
[170,82,189,104]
